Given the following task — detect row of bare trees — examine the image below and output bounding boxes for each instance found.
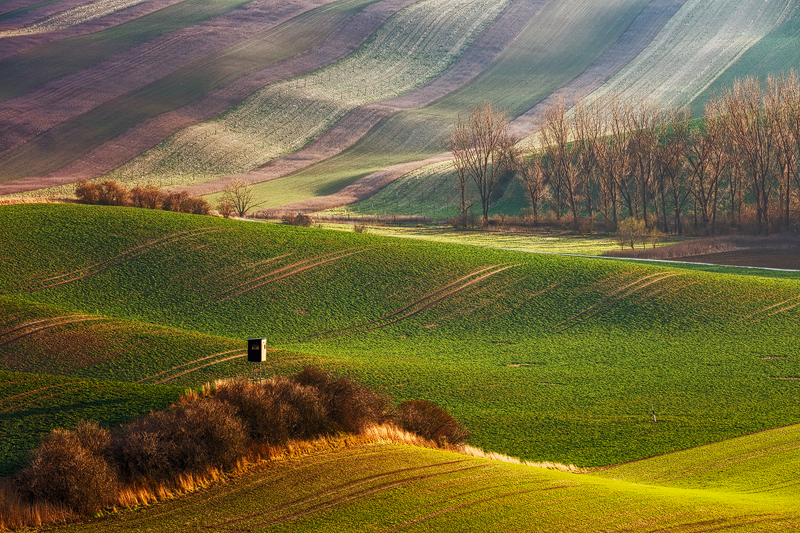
[451,72,800,234]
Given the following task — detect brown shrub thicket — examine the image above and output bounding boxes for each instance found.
[395,399,469,446]
[281,213,315,226]
[75,180,211,216]
[6,367,464,527]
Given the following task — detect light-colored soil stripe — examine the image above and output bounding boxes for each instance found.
[0,0,187,61]
[0,0,342,158]
[0,0,149,38]
[154,352,246,383]
[136,349,242,383]
[0,0,93,24]
[584,0,791,108]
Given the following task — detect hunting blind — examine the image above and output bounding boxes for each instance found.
[247,338,267,362]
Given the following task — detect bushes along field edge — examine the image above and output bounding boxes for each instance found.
[2,367,468,528]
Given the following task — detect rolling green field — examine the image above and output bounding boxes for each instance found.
[1,204,798,473]
[44,423,800,531]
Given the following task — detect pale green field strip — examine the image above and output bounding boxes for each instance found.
[249,0,654,209]
[0,0,387,186]
[48,442,800,532]
[0,0,267,101]
[585,0,791,110]
[689,1,800,116]
[0,0,148,37]
[597,422,800,502]
[0,0,67,20]
[106,0,510,187]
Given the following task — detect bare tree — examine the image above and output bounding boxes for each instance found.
[448,103,518,225]
[446,119,477,227]
[221,179,263,217]
[517,153,547,224]
[540,99,582,230]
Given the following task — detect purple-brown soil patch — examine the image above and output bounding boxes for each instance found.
[0,0,339,158]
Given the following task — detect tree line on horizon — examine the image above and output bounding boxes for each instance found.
[452,72,800,235]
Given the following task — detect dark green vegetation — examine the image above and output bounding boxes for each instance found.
[1,204,798,474]
[0,0,382,182]
[44,424,800,531]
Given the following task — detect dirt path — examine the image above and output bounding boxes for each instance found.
[243,0,688,213]
[0,0,417,195]
[0,0,337,159]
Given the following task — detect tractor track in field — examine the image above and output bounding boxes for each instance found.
[0,316,107,347]
[0,0,417,194]
[0,315,87,339]
[204,461,486,531]
[0,227,220,294]
[383,483,574,533]
[292,264,516,341]
[136,349,241,383]
[0,0,186,60]
[554,273,681,331]
[154,352,247,384]
[0,0,344,159]
[551,272,668,330]
[0,382,85,413]
[199,248,371,309]
[733,295,800,328]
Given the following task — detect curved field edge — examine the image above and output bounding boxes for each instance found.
[45,439,800,532]
[1,204,799,467]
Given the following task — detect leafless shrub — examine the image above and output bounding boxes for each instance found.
[281,213,315,226]
[161,191,190,213]
[96,180,128,206]
[353,224,367,233]
[0,479,76,530]
[394,399,469,445]
[17,421,118,514]
[184,196,212,215]
[129,183,163,209]
[74,180,101,204]
[217,199,235,218]
[113,399,247,480]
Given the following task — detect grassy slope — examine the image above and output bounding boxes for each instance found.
[1,204,799,470]
[47,426,800,531]
[689,1,800,116]
[247,0,652,207]
[0,370,184,475]
[105,0,509,187]
[0,0,384,183]
[0,0,260,101]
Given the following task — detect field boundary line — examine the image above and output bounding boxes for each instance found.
[154,352,246,384]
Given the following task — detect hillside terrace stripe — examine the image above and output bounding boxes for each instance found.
[0,0,189,60]
[179,0,551,197]
[0,0,347,161]
[0,0,415,192]
[0,0,95,28]
[261,0,689,215]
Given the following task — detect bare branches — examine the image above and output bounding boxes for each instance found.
[220,179,263,218]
